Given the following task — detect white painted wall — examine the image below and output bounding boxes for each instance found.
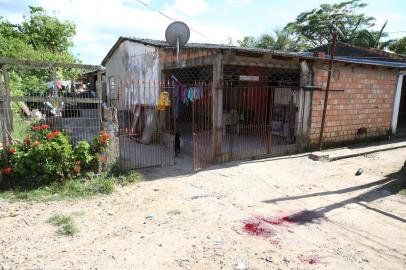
[391,73,404,134]
[105,40,160,108]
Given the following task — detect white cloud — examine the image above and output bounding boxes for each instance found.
[225,0,252,6]
[370,12,404,39]
[166,0,210,16]
[1,0,242,63]
[372,13,403,29]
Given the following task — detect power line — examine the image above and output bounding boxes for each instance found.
[134,0,218,43]
[386,30,406,34]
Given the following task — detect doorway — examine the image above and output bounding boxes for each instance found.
[396,75,406,135]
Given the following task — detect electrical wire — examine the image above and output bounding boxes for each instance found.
[134,0,218,43]
[386,30,406,34]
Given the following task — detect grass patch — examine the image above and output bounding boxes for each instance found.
[47,214,77,236]
[167,209,181,215]
[0,171,142,202]
[48,214,73,226]
[11,110,31,141]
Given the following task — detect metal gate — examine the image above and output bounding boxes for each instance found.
[222,84,302,162]
[115,81,175,170]
[192,83,213,170]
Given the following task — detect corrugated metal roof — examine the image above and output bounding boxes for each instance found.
[122,37,308,57]
[332,56,406,68]
[101,37,406,69]
[308,42,406,62]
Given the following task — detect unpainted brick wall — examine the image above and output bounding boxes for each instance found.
[310,62,398,145]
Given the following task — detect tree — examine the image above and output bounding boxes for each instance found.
[285,0,376,47]
[237,36,258,48]
[388,37,406,55]
[238,29,306,51]
[344,20,395,49]
[0,6,79,95]
[19,6,76,54]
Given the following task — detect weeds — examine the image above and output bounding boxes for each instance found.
[47,214,77,236]
[48,214,72,226]
[0,171,142,202]
[167,209,181,215]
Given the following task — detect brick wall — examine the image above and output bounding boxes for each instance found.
[310,62,398,145]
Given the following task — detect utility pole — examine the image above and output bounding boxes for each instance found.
[318,19,339,151]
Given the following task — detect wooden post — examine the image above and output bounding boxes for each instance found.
[212,54,223,162]
[97,69,103,129]
[0,71,7,158]
[318,26,338,150]
[51,66,61,117]
[0,69,12,154]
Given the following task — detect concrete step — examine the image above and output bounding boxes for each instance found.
[309,140,406,162]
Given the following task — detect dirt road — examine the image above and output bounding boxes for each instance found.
[1,148,406,269]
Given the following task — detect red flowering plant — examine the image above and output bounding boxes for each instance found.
[72,131,112,174]
[0,124,113,189]
[0,123,75,188]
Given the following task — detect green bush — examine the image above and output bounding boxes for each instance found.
[47,214,78,236]
[73,141,94,169]
[88,178,115,194]
[0,123,112,189]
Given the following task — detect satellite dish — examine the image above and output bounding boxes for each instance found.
[165,21,190,62]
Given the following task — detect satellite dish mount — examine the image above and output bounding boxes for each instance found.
[165,21,190,63]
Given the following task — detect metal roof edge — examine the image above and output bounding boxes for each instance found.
[101,37,406,69]
[101,37,126,66]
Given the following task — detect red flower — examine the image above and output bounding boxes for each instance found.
[31,124,49,131]
[8,148,16,154]
[25,136,31,146]
[3,167,12,175]
[73,165,81,173]
[98,156,107,163]
[98,131,111,144]
[46,131,61,140]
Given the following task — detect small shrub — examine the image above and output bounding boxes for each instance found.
[57,222,77,236]
[47,213,78,236]
[73,141,94,170]
[0,123,112,190]
[48,214,72,226]
[167,210,181,215]
[88,178,115,194]
[108,162,142,186]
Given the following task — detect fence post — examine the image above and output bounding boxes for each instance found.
[97,69,103,130]
[212,54,223,163]
[51,66,61,117]
[0,69,13,156]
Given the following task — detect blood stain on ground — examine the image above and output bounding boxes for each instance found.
[242,211,320,242]
[243,220,276,237]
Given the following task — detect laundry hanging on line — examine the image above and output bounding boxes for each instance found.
[184,87,204,104]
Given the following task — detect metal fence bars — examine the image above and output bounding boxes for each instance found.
[0,59,102,153]
[113,80,176,170]
[191,83,213,170]
[222,84,303,162]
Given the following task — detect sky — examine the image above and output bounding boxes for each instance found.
[1,0,405,64]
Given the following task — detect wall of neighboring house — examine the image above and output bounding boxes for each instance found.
[105,40,160,109]
[309,62,398,145]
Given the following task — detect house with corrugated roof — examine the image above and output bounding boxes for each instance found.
[101,37,406,170]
